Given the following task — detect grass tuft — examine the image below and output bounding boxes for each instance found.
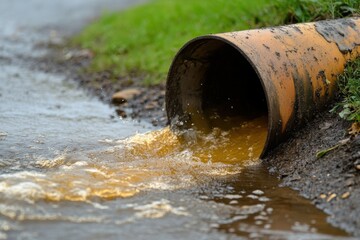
[256,0,359,26]
[332,58,360,122]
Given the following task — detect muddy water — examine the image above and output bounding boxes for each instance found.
[0,113,352,239]
[0,116,266,202]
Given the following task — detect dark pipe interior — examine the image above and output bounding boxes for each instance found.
[173,38,268,130]
[203,42,267,120]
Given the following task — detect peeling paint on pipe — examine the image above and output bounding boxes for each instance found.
[165,17,360,157]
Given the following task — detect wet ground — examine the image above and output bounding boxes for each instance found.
[0,1,358,239]
[265,110,360,237]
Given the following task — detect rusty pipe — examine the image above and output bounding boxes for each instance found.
[165,17,360,157]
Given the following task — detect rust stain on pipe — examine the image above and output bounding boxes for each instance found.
[165,17,360,157]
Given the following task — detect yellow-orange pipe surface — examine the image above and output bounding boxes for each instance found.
[166,17,360,157]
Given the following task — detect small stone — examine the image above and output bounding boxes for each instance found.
[327,193,337,202]
[319,122,332,130]
[341,192,350,199]
[289,171,301,181]
[320,194,327,199]
[338,138,351,146]
[0,132,8,137]
[199,195,209,200]
[345,178,355,187]
[356,165,360,171]
[144,102,158,110]
[112,88,141,104]
[115,109,127,118]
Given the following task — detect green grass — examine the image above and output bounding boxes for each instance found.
[332,58,360,122]
[256,0,359,26]
[73,0,359,89]
[72,0,270,84]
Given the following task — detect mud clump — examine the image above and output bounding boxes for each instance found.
[111,88,141,104]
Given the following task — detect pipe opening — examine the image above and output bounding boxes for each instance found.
[168,38,268,132]
[201,40,268,129]
[166,37,269,158]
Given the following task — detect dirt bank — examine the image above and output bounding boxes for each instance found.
[264,109,360,236]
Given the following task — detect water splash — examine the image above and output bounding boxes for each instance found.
[0,116,267,203]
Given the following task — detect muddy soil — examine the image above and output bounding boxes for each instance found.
[264,109,360,236]
[33,32,360,238]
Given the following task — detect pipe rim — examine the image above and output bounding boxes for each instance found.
[166,34,272,158]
